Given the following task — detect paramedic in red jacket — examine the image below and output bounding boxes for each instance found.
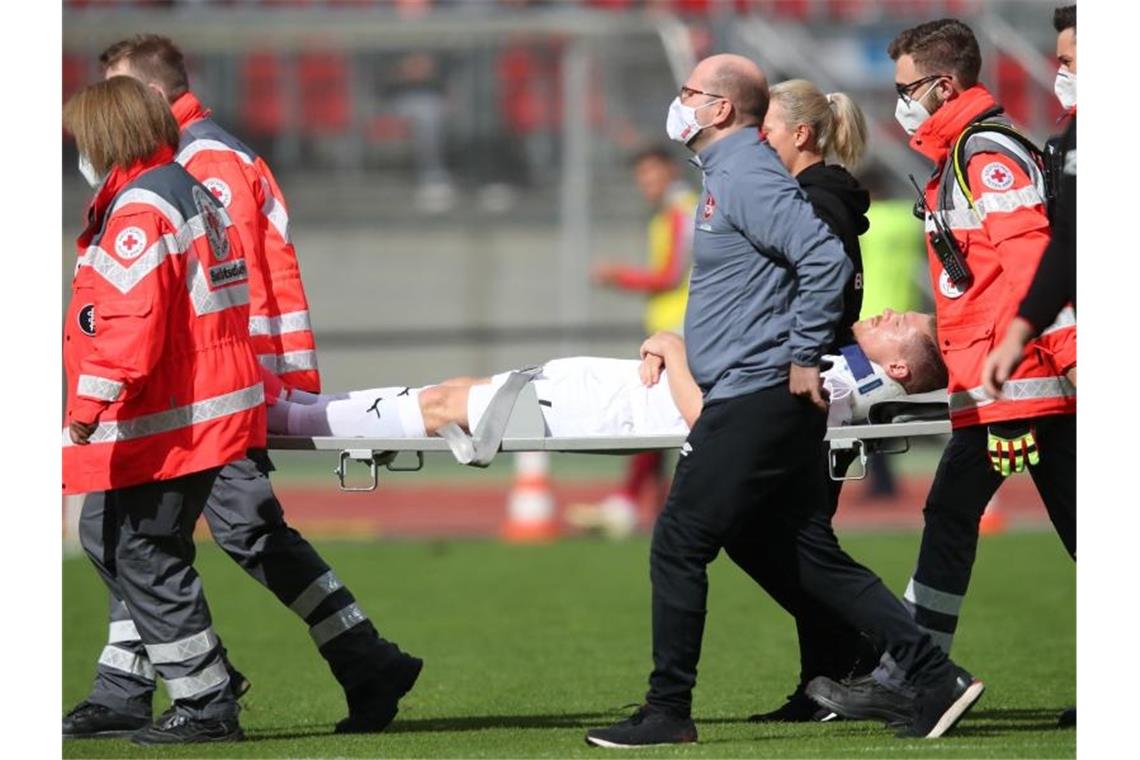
[63,77,262,744]
[806,19,1076,724]
[62,36,422,741]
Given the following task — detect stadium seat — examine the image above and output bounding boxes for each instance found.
[241,52,287,138]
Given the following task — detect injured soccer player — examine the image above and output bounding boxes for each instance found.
[265,309,947,440]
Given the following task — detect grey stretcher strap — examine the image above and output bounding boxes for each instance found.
[438,365,545,467]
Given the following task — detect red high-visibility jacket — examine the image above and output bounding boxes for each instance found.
[910,85,1076,428]
[172,92,321,392]
[63,146,265,494]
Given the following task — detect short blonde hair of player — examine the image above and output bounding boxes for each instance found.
[769,79,868,169]
[63,76,180,177]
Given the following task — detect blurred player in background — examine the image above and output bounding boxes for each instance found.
[570,146,696,538]
[63,35,422,741]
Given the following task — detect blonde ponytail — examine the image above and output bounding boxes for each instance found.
[770,79,869,169]
[825,91,868,169]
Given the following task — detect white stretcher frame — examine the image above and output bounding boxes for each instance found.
[267,371,952,492]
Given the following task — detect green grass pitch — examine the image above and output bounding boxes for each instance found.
[63,530,1075,758]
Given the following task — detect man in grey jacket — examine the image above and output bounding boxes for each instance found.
[585,54,984,748]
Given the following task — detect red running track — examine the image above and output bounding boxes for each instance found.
[271,475,1051,540]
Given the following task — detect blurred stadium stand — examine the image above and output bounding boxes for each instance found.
[62,0,1064,392]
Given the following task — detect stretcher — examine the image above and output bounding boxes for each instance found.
[268,370,952,492]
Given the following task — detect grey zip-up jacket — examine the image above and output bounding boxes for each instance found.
[684,128,852,402]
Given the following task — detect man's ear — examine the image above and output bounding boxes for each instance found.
[712,99,735,128]
[885,360,912,385]
[146,81,169,102]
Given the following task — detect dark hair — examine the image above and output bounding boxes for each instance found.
[906,329,949,393]
[630,144,677,168]
[99,34,189,102]
[888,19,982,88]
[1053,5,1076,33]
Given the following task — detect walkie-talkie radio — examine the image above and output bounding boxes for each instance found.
[909,175,972,290]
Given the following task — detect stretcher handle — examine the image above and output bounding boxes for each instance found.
[828,438,867,482]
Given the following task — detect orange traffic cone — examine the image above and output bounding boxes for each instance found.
[979,496,1007,535]
[501,451,560,543]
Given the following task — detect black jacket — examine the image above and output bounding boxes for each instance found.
[797,162,870,351]
[1018,114,1076,331]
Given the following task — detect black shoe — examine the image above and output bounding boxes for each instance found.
[895,666,985,739]
[131,711,243,745]
[1058,707,1075,728]
[62,700,149,738]
[334,654,424,734]
[585,704,697,748]
[226,663,252,700]
[748,684,839,723]
[806,674,915,727]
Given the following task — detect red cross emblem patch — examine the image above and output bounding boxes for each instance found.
[114,226,147,260]
[980,161,1015,191]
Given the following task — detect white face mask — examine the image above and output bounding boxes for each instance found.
[1054,68,1076,110]
[894,80,940,136]
[78,154,105,189]
[665,96,722,145]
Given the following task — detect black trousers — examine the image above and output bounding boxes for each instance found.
[906,414,1076,650]
[645,386,950,717]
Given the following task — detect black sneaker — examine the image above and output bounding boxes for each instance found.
[585,704,697,748]
[896,666,984,739]
[62,700,149,738]
[226,663,252,700]
[748,684,839,723]
[806,674,916,727]
[334,654,424,734]
[1058,707,1075,728]
[131,711,243,745]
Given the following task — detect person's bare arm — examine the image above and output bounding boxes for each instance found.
[640,332,703,428]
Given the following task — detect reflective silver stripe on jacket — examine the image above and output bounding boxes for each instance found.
[309,603,367,647]
[65,383,264,446]
[98,645,155,680]
[78,375,125,403]
[186,254,250,316]
[974,185,1045,219]
[164,660,229,701]
[249,310,313,337]
[904,578,964,617]
[290,571,344,619]
[111,188,187,230]
[949,375,1076,413]
[176,138,255,167]
[1041,305,1076,336]
[261,189,291,243]
[108,620,140,644]
[145,627,219,665]
[926,208,982,232]
[259,350,319,375]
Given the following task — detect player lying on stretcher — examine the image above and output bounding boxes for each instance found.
[264,309,949,440]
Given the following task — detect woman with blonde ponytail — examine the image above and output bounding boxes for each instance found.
[762,78,871,352]
[749,80,879,725]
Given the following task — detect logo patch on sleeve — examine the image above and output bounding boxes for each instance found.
[114,227,147,260]
[78,304,96,336]
[192,185,231,261]
[980,161,1015,191]
[203,178,232,207]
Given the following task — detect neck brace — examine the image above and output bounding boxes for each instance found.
[824,345,908,423]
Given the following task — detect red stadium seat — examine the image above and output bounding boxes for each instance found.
[996,53,1030,127]
[241,52,286,138]
[297,51,352,137]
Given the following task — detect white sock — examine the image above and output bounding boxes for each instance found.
[285,390,425,438]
